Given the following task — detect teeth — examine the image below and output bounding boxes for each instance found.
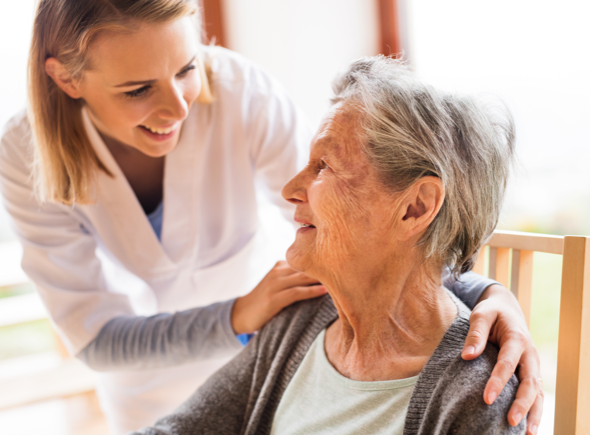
[300,223,313,228]
[143,125,176,135]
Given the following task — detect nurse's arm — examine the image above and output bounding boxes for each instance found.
[77,300,245,371]
[0,116,245,371]
[79,261,325,370]
[0,117,133,355]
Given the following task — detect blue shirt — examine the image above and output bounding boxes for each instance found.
[146,201,164,240]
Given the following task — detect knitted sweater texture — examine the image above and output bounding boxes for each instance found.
[132,293,525,435]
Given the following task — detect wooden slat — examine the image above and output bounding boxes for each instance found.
[511,249,533,327]
[494,247,511,288]
[555,236,590,434]
[472,246,486,276]
[488,247,497,280]
[489,230,563,255]
[0,293,47,328]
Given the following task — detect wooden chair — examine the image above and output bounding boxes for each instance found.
[473,230,590,435]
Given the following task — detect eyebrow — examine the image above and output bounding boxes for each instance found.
[113,55,197,88]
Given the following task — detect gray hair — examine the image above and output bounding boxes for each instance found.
[331,56,515,276]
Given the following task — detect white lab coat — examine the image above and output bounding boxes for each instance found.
[0,46,312,433]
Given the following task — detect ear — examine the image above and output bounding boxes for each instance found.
[398,176,445,241]
[45,58,83,99]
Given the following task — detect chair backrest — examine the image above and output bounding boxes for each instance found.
[473,230,590,435]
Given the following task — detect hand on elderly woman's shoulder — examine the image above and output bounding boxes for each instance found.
[461,284,543,435]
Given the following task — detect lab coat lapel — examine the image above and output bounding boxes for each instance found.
[161,105,207,264]
[81,109,177,275]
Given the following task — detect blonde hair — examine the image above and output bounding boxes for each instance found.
[28,0,211,204]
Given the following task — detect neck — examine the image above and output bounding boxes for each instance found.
[322,254,457,382]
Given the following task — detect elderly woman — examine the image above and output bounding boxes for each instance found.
[133,57,525,434]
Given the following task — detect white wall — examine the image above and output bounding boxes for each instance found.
[407,0,590,234]
[223,0,380,129]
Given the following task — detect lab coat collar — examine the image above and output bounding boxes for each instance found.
[80,108,202,274]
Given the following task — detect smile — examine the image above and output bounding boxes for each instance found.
[139,124,178,135]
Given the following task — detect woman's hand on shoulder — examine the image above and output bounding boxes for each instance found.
[461,284,543,435]
[231,261,326,335]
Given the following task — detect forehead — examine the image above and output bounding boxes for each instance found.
[312,106,365,160]
[87,17,198,83]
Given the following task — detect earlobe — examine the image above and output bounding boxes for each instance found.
[45,58,82,99]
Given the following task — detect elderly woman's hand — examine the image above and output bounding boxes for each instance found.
[461,284,543,435]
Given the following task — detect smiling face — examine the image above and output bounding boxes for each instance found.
[75,17,201,157]
[282,105,404,281]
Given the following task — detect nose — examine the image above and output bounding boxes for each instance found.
[282,169,309,205]
[157,82,189,121]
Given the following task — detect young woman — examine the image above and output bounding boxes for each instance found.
[0,1,542,434]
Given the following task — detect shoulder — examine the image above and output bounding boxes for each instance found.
[202,45,284,98]
[0,110,34,177]
[0,110,33,163]
[410,301,525,435]
[436,344,524,434]
[197,45,311,148]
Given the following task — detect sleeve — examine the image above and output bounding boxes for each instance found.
[246,71,315,224]
[0,118,133,354]
[78,299,244,371]
[443,269,499,310]
[129,329,260,435]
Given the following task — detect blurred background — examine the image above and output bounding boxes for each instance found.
[1,0,588,433]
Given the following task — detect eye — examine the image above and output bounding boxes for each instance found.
[177,64,197,78]
[319,159,329,172]
[124,85,151,99]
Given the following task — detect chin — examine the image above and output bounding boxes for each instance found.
[285,244,313,275]
[139,139,178,158]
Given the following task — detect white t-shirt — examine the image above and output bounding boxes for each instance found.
[271,329,419,435]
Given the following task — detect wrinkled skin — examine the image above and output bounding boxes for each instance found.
[283,105,543,434]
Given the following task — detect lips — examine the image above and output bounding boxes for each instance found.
[295,217,316,229]
[138,124,179,142]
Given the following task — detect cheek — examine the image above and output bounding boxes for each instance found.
[119,101,152,128]
[86,92,151,132]
[310,176,371,258]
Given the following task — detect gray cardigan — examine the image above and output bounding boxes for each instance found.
[132,292,524,435]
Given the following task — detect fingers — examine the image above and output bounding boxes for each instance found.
[506,348,542,429]
[276,285,327,307]
[506,374,538,426]
[484,336,525,405]
[525,387,544,435]
[280,272,321,288]
[462,310,493,360]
